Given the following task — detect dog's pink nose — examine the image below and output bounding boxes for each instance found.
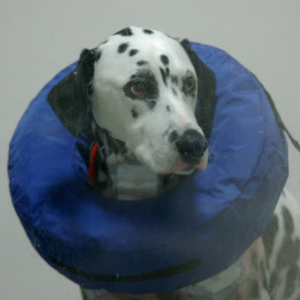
[175,129,208,164]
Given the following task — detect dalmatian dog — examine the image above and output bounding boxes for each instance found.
[47,27,300,300]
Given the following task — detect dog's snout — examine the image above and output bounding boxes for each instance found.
[175,129,208,164]
[169,130,179,143]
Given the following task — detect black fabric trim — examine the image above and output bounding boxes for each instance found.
[49,256,201,282]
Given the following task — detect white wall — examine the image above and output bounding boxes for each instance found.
[1,1,300,299]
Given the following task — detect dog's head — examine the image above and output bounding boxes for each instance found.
[48,26,216,175]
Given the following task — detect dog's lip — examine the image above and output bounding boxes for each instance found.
[160,149,209,175]
[196,149,209,171]
[130,149,209,175]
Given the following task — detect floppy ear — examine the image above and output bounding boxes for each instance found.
[47,49,97,137]
[180,39,217,139]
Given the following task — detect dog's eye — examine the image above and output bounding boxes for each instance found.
[185,77,195,90]
[131,82,146,95]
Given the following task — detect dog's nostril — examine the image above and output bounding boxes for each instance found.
[169,130,179,143]
[175,129,208,164]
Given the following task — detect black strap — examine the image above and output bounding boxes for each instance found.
[263,88,300,151]
[49,256,201,282]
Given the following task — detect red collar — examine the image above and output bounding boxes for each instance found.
[88,143,100,190]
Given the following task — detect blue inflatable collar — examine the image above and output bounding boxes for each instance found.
[8,42,288,293]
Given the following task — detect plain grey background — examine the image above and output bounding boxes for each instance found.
[1,1,300,299]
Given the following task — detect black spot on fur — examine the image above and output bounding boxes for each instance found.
[147,100,156,109]
[172,88,177,96]
[271,235,300,297]
[262,215,279,259]
[123,70,159,109]
[114,27,133,36]
[129,49,138,56]
[137,60,147,66]
[282,206,294,235]
[260,261,269,292]
[284,265,298,299]
[276,237,300,270]
[95,51,101,62]
[269,269,279,296]
[101,40,108,45]
[160,55,169,65]
[250,280,260,299]
[166,105,171,112]
[277,235,294,269]
[160,67,167,86]
[166,68,170,78]
[143,29,153,34]
[118,43,129,53]
[131,109,138,119]
[171,75,178,85]
[169,130,179,143]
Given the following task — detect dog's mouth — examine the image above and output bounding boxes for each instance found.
[130,148,209,175]
[161,149,209,175]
